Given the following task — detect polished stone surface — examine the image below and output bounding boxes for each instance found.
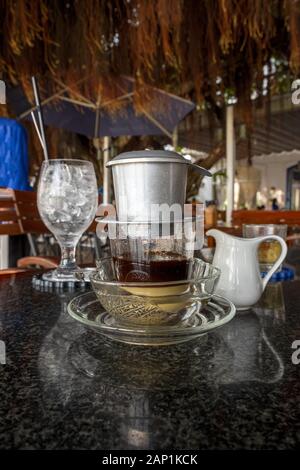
[0,273,300,449]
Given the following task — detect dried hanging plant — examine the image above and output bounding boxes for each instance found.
[0,1,299,108]
[1,0,300,156]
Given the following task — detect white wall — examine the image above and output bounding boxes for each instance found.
[252,150,300,194]
[197,150,300,207]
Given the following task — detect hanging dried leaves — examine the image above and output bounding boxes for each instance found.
[0,0,299,119]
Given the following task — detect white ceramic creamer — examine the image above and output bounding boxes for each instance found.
[206,229,287,310]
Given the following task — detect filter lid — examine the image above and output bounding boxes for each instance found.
[106,150,190,167]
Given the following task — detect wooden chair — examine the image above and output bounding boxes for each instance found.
[17,256,59,269]
[0,188,50,237]
[13,189,98,234]
[231,210,300,247]
[232,210,300,227]
[205,209,300,247]
[0,268,28,278]
[0,188,22,236]
[1,188,100,268]
[13,190,50,235]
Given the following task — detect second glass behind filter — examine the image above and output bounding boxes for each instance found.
[243,224,287,273]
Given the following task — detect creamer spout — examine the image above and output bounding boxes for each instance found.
[206,228,226,243]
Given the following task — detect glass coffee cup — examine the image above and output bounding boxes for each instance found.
[96,215,204,295]
[93,212,223,327]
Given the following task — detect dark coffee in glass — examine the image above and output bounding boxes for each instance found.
[113,253,190,282]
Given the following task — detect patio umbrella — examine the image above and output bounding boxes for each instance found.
[8,76,195,202]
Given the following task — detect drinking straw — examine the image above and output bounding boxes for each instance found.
[30,111,45,151]
[31,76,49,161]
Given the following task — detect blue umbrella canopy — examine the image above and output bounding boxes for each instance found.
[7,77,195,203]
[8,76,195,138]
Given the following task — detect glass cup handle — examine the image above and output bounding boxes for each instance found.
[260,235,288,290]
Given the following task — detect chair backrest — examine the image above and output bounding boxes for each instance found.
[0,188,22,235]
[232,210,300,227]
[0,268,28,277]
[13,190,51,234]
[17,256,59,269]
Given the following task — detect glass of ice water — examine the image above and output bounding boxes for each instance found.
[37,159,98,282]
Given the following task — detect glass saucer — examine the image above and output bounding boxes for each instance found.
[67,291,236,346]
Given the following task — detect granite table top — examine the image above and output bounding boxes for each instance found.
[0,273,299,450]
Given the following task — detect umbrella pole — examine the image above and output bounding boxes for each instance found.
[172,126,178,149]
[102,136,111,204]
[226,105,235,225]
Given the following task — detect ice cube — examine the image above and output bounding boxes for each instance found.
[74,166,83,180]
[77,192,88,206]
[51,210,72,223]
[60,164,72,183]
[70,206,81,218]
[63,183,78,200]
[47,195,67,211]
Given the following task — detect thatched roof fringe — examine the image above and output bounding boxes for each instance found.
[0,0,299,120]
